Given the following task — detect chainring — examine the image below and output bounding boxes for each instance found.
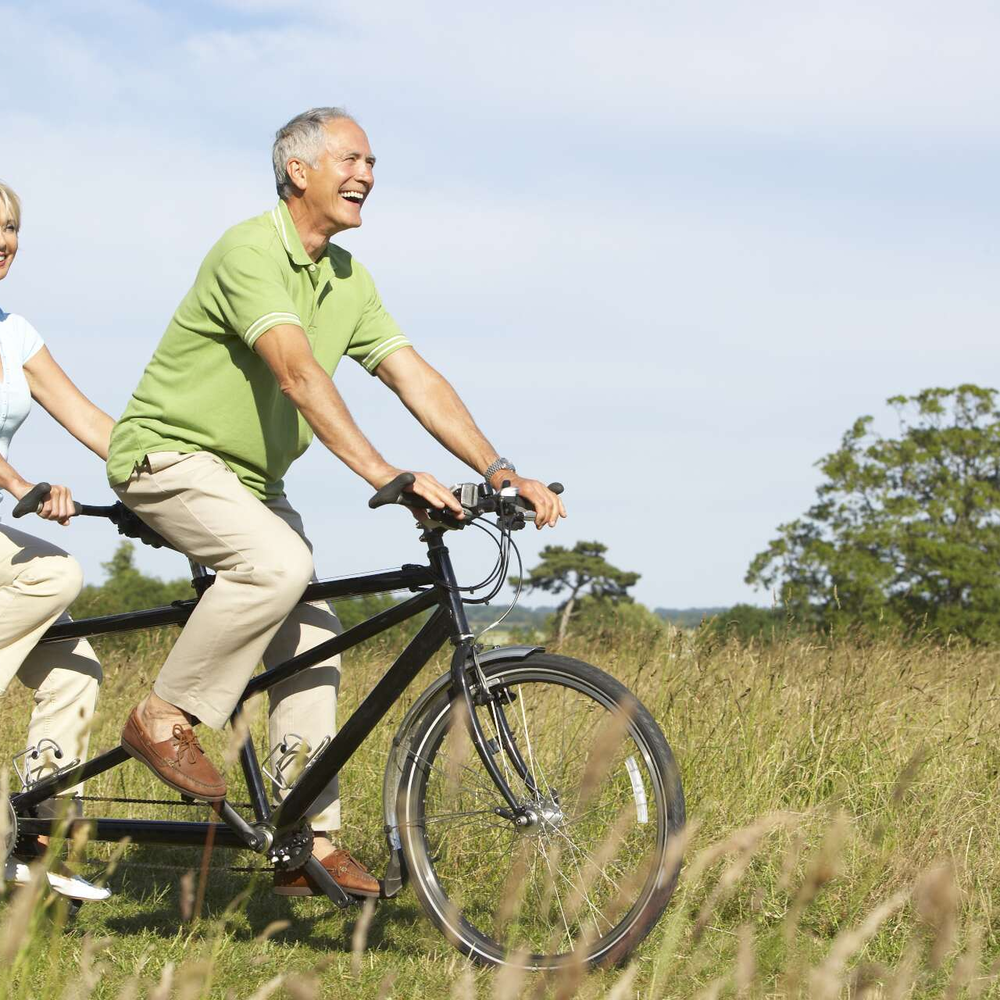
[267,825,314,871]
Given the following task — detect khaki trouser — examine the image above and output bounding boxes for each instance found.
[0,523,102,800]
[113,451,343,831]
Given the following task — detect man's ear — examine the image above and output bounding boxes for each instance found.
[285,157,309,194]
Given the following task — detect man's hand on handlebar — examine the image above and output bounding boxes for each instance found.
[11,482,77,526]
[492,474,566,529]
[377,468,466,519]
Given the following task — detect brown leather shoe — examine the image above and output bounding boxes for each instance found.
[273,848,380,898]
[121,707,226,802]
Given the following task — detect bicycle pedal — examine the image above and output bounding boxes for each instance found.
[12,740,80,791]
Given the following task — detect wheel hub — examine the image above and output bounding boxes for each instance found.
[514,797,564,835]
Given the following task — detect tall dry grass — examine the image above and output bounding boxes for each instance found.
[1,621,999,997]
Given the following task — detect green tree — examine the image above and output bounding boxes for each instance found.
[73,542,192,618]
[515,541,639,644]
[568,594,664,648]
[747,385,1000,640]
[700,603,794,645]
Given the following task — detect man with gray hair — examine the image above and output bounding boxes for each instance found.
[106,107,565,896]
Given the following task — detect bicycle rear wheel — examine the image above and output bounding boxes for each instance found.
[396,652,684,970]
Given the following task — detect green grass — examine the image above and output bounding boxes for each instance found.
[3,623,1000,998]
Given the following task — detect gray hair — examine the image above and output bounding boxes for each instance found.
[272,107,356,199]
[0,181,21,231]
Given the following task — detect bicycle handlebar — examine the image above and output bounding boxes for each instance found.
[12,482,173,550]
[11,471,563,548]
[368,473,564,529]
[368,473,422,510]
[11,483,84,520]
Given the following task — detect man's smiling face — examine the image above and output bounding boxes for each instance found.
[302,118,376,235]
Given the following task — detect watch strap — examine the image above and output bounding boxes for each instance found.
[484,457,516,483]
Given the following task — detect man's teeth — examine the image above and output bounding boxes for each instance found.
[341,191,364,201]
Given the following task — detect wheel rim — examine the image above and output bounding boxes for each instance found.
[401,666,674,967]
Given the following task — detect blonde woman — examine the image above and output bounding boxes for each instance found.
[0,181,114,900]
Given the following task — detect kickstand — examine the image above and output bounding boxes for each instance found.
[302,856,352,909]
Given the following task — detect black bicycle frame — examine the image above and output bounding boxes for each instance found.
[10,529,532,858]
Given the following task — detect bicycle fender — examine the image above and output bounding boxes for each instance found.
[475,645,544,667]
[380,644,544,865]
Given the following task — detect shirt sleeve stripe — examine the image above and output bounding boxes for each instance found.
[244,311,302,345]
[361,335,410,371]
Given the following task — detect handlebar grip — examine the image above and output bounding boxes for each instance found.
[12,483,51,518]
[368,472,417,509]
[548,482,564,495]
[10,483,81,519]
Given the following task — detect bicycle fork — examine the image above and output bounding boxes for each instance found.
[427,530,542,819]
[450,641,543,813]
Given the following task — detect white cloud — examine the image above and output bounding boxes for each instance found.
[6,1,1000,145]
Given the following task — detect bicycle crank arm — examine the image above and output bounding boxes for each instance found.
[301,856,352,908]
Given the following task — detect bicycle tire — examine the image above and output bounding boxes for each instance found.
[396,651,684,969]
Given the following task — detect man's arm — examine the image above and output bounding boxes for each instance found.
[253,325,464,515]
[376,347,566,528]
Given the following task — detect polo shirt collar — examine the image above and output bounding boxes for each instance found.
[271,200,315,268]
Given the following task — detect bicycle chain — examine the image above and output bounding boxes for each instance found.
[109,861,274,874]
[75,795,256,809]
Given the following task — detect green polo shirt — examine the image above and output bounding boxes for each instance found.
[107,201,410,499]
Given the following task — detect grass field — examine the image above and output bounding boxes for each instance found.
[2,620,1000,998]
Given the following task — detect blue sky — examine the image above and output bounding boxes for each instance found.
[2,0,998,609]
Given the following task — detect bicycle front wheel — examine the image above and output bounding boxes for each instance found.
[396,652,685,970]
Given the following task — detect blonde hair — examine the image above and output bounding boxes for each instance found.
[0,181,21,231]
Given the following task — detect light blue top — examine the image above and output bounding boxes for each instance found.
[0,308,45,465]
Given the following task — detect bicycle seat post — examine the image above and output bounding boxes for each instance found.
[189,559,214,598]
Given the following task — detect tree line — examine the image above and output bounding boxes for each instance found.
[75,386,1000,646]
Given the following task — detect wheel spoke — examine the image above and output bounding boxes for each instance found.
[408,747,500,800]
[537,832,574,951]
[552,831,611,937]
[418,808,501,824]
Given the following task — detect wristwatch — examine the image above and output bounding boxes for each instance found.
[484,458,516,484]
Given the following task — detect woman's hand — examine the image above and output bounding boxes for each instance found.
[11,481,77,525]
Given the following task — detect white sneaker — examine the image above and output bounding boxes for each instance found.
[4,856,31,886]
[4,856,111,901]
